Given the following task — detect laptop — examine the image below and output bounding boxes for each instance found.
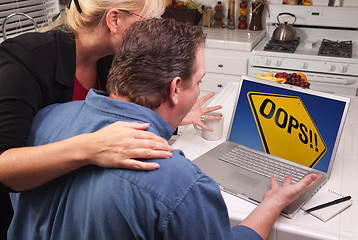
[193,76,351,218]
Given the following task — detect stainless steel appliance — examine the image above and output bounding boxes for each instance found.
[249,4,358,96]
[271,12,297,41]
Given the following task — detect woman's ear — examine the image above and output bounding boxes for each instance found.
[105,9,121,34]
[169,77,182,105]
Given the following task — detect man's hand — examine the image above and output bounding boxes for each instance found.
[262,174,323,209]
[240,174,322,240]
[180,92,222,131]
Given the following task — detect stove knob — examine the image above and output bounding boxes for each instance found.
[300,62,308,69]
[275,60,282,66]
[339,65,348,73]
[327,64,336,72]
[264,58,271,66]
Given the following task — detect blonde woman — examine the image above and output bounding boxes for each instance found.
[0,0,220,237]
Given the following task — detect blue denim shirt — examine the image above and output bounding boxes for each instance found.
[9,89,262,240]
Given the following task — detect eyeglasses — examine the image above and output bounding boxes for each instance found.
[67,0,82,13]
[118,9,144,19]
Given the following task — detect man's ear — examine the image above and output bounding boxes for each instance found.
[169,77,182,105]
[105,9,121,34]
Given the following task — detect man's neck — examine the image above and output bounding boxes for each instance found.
[108,93,130,102]
[108,93,179,130]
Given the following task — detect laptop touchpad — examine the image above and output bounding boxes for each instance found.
[223,172,260,190]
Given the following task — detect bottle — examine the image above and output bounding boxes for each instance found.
[202,6,212,27]
[238,0,248,29]
[212,1,224,28]
[249,1,264,31]
[227,0,235,29]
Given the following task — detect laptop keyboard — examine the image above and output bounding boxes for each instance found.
[219,147,309,183]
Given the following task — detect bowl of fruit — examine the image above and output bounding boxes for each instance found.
[163,0,203,25]
[255,72,310,89]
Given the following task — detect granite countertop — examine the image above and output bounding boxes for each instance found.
[202,28,266,52]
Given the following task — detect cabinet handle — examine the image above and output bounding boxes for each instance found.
[218,64,223,68]
[218,84,223,88]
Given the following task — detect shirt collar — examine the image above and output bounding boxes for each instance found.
[85,89,174,141]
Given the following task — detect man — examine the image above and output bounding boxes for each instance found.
[9,19,321,240]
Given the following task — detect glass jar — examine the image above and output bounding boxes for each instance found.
[249,1,264,31]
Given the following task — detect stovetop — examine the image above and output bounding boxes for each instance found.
[262,38,353,58]
[250,4,358,96]
[264,38,300,53]
[318,39,352,58]
[252,25,358,65]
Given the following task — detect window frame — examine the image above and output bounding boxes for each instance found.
[0,0,60,42]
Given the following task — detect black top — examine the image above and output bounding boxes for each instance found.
[0,29,113,192]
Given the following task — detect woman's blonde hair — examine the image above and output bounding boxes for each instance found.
[49,0,166,33]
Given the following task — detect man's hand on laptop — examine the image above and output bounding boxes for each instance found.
[262,174,323,209]
[239,174,322,240]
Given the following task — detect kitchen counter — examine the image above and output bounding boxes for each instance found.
[198,28,266,97]
[203,28,266,51]
[172,81,358,240]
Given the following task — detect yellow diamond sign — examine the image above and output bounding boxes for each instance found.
[247,92,327,168]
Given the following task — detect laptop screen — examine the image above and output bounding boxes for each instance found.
[228,77,350,174]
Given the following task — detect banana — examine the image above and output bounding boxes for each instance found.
[255,74,286,83]
[269,77,284,82]
[255,73,265,78]
[265,72,274,77]
[269,77,286,83]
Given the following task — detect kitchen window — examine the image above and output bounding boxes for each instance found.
[0,0,59,42]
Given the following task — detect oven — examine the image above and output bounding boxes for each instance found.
[249,4,358,96]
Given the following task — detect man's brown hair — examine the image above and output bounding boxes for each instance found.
[106,18,206,109]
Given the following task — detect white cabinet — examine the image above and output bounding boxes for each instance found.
[198,28,266,100]
[205,48,250,75]
[200,48,251,99]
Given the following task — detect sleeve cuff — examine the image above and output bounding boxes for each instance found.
[231,225,264,240]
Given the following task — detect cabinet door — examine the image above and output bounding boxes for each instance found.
[200,73,240,93]
[205,49,250,76]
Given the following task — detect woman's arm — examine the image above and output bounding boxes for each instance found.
[0,38,174,192]
[0,92,219,192]
[0,37,216,193]
[0,121,173,192]
[0,91,219,192]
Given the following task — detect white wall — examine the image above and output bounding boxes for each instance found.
[342,0,358,7]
